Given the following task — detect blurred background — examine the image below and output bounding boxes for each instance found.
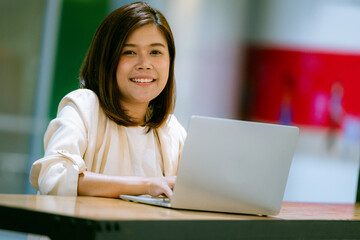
[1,0,360,238]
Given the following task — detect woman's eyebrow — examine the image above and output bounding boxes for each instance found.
[123,43,166,48]
[123,43,136,47]
[150,43,166,48]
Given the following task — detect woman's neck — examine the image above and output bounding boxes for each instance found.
[121,101,149,125]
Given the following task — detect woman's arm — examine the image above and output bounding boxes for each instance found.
[78,171,176,199]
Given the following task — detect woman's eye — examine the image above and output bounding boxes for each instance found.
[123,50,135,55]
[150,50,161,55]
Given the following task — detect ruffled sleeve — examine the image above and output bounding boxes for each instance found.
[29,89,99,196]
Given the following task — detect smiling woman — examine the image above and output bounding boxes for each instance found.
[29,2,186,200]
[80,2,176,129]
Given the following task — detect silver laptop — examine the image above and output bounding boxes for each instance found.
[120,116,299,216]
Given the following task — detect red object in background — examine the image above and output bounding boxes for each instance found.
[243,46,360,128]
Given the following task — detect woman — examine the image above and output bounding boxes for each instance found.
[30,1,186,199]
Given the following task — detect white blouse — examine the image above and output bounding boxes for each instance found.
[30,89,187,196]
[124,126,163,177]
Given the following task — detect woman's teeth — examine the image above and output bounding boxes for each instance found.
[131,78,155,83]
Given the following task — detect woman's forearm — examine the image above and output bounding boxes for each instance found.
[78,171,149,198]
[77,171,176,198]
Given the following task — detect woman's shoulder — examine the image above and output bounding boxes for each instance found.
[58,89,100,112]
[61,89,98,105]
[55,89,104,123]
[159,114,187,140]
[166,114,182,127]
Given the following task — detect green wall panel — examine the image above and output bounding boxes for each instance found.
[50,0,108,118]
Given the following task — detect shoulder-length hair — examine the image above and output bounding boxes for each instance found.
[79,1,176,129]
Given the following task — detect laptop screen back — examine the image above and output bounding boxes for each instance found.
[171,116,299,215]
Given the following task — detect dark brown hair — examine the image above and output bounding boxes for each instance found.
[79,1,176,129]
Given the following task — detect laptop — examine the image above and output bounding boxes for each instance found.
[120,116,299,216]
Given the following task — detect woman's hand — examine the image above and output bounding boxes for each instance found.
[146,176,176,199]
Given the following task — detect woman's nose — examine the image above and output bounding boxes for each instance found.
[136,54,152,70]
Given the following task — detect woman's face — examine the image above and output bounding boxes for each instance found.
[116,24,170,110]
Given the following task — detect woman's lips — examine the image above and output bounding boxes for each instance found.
[130,78,156,83]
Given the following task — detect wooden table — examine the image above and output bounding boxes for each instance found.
[0,194,359,239]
